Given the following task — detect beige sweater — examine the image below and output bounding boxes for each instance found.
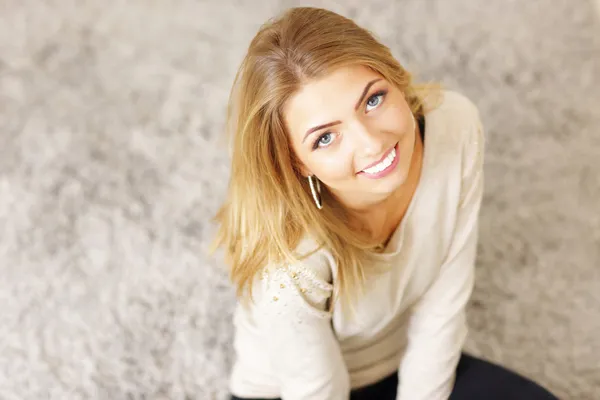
[229,91,485,400]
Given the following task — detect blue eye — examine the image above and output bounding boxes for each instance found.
[313,132,334,150]
[366,90,387,111]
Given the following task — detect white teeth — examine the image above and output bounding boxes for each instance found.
[362,148,396,174]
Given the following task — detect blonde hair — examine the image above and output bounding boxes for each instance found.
[210,7,441,310]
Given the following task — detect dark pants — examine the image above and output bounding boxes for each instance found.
[231,353,559,400]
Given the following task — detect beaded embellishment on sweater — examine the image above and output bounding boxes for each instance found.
[261,263,333,319]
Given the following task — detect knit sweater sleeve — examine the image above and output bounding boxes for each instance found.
[396,99,485,400]
[255,257,350,400]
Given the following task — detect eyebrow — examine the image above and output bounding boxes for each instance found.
[302,121,341,143]
[302,78,383,143]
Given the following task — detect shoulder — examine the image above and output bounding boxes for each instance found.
[426,90,485,156]
[255,237,335,318]
[433,90,481,122]
[263,236,334,286]
[422,90,485,196]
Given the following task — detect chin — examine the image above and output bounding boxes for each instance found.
[380,170,409,194]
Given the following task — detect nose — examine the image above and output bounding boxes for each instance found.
[349,118,385,157]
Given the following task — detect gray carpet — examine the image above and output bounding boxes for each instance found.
[1,1,599,399]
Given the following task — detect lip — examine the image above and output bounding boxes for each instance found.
[359,145,396,171]
[357,142,400,179]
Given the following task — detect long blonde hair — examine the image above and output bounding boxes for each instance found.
[210,7,441,309]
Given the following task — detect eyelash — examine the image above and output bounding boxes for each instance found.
[312,90,388,150]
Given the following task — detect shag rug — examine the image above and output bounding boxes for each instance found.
[1,1,599,399]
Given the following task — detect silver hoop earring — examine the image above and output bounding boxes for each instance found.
[307,175,323,210]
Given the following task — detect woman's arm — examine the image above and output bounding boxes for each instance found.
[257,261,350,400]
[397,117,485,400]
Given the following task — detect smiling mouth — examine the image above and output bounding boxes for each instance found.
[359,143,398,175]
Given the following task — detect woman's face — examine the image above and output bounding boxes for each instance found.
[284,64,418,210]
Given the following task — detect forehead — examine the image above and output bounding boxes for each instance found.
[284,65,383,136]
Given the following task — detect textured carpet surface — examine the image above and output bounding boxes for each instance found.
[1,1,599,399]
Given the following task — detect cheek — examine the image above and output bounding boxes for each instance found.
[399,134,415,160]
[382,103,412,133]
[311,150,355,181]
[396,129,416,175]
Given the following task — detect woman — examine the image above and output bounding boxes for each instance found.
[211,6,558,400]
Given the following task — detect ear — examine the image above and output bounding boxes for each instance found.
[298,164,312,178]
[290,152,312,178]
